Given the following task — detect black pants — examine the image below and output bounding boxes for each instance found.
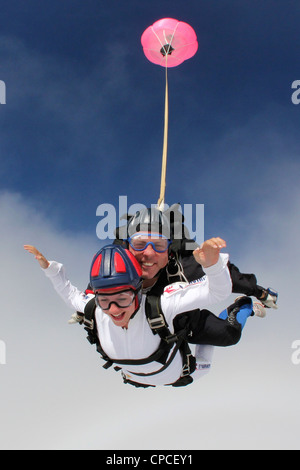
[173,307,243,348]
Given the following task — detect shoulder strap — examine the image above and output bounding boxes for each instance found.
[145,293,178,344]
[82,297,97,330]
[145,288,197,379]
[81,297,116,368]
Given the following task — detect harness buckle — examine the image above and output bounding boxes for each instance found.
[147,314,166,329]
[83,317,94,330]
[166,257,188,283]
[164,334,178,345]
[181,354,193,377]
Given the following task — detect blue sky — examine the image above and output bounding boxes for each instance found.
[1,1,300,450]
[1,0,299,246]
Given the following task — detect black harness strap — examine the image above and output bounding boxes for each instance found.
[82,297,177,370]
[127,331,186,378]
[145,293,178,344]
[80,288,196,387]
[144,290,196,381]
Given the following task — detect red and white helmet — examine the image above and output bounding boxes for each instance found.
[90,244,143,294]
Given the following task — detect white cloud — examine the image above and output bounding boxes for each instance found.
[0,189,299,450]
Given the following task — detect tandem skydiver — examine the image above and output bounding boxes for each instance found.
[89,205,278,315]
[24,239,257,388]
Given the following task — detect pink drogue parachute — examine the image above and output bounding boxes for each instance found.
[141,18,198,68]
[141,18,198,208]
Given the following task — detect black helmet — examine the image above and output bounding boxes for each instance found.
[114,204,197,259]
[126,207,171,239]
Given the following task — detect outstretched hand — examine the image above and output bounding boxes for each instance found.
[193,237,226,268]
[24,245,50,269]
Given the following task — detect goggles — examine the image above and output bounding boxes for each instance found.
[128,233,171,253]
[95,289,136,311]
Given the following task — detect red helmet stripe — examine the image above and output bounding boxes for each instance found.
[114,252,127,273]
[125,249,143,277]
[91,254,102,277]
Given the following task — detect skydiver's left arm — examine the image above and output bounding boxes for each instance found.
[161,253,232,317]
[161,238,232,317]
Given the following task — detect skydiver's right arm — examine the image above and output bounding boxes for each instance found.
[43,261,93,312]
[24,245,92,313]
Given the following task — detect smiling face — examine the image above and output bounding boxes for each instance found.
[95,288,137,329]
[128,233,169,282]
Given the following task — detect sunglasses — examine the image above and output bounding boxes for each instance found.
[128,233,171,253]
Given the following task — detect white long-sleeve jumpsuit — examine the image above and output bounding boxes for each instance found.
[43,254,232,386]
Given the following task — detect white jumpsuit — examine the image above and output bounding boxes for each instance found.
[43,254,232,386]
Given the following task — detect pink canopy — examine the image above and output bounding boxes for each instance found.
[141,18,198,68]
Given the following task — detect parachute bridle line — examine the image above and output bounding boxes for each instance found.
[150,24,179,211]
[157,63,169,211]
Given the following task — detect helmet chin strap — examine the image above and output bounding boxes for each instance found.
[128,287,143,321]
